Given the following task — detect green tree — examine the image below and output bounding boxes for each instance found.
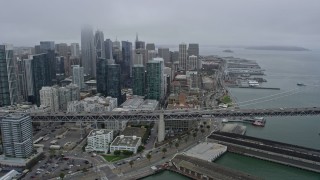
[184,137,188,143]
[195,128,199,134]
[203,121,207,126]
[178,136,182,142]
[206,125,210,132]
[175,142,179,149]
[162,148,167,156]
[59,172,65,180]
[147,153,152,162]
[49,149,55,158]
[129,160,134,168]
[114,150,121,156]
[201,128,205,135]
[122,150,133,156]
[200,124,204,129]
[193,132,197,140]
[137,145,145,153]
[168,141,173,148]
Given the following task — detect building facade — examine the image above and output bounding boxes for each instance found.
[107,64,122,104]
[72,65,84,89]
[132,65,145,96]
[146,60,163,100]
[1,113,33,158]
[104,39,113,60]
[158,48,170,63]
[81,25,95,77]
[110,135,142,154]
[187,55,198,71]
[0,44,18,107]
[70,43,80,57]
[85,129,113,153]
[178,43,188,70]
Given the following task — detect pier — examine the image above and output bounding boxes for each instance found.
[208,132,320,173]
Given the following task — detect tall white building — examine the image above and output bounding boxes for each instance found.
[72,65,84,89]
[1,113,33,158]
[134,53,143,65]
[58,84,80,111]
[187,55,198,71]
[85,129,113,153]
[178,43,188,70]
[40,86,59,112]
[81,25,95,77]
[70,43,80,57]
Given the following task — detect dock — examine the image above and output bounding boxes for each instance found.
[228,86,280,90]
[208,132,320,173]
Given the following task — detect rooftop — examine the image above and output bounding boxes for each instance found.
[122,127,146,138]
[183,142,227,162]
[88,129,113,137]
[111,135,141,147]
[3,113,28,120]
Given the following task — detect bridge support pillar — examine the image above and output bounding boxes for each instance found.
[158,113,165,142]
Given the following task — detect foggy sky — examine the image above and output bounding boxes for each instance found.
[1,0,320,48]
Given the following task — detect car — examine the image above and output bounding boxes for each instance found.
[162,157,165,159]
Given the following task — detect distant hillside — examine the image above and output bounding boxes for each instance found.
[246,46,309,51]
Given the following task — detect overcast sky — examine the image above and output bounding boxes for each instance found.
[1,0,320,48]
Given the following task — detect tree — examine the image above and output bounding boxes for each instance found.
[184,137,188,143]
[169,141,173,148]
[206,125,210,132]
[147,153,152,162]
[178,136,182,142]
[137,145,145,153]
[200,124,204,129]
[195,128,199,134]
[122,150,133,156]
[49,149,55,158]
[114,150,121,156]
[175,142,179,149]
[129,160,134,168]
[201,128,205,135]
[193,132,197,140]
[59,172,65,180]
[162,148,167,156]
[203,121,207,126]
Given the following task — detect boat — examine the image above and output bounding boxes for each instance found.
[222,119,229,123]
[223,49,234,53]
[297,83,306,86]
[252,120,265,127]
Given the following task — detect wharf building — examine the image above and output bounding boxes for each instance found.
[0,113,33,158]
[85,129,113,153]
[81,25,95,77]
[110,135,142,154]
[0,44,18,107]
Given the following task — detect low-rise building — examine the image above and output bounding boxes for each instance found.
[117,96,159,111]
[67,96,117,112]
[85,129,113,153]
[110,135,142,154]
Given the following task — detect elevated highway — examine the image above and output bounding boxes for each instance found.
[29,107,320,122]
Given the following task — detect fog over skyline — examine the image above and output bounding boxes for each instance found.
[1,0,320,49]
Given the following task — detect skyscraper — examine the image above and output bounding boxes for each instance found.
[147,50,157,61]
[133,64,145,96]
[178,43,188,70]
[121,41,133,85]
[134,53,143,65]
[107,64,122,104]
[32,53,52,105]
[24,58,34,102]
[94,30,106,59]
[146,60,163,100]
[17,59,28,101]
[187,43,199,57]
[1,113,33,158]
[55,43,69,57]
[187,55,198,71]
[0,44,18,107]
[72,65,84,90]
[70,43,80,57]
[158,48,170,63]
[104,39,113,60]
[135,34,145,50]
[96,58,107,95]
[81,25,95,77]
[40,41,55,53]
[146,43,155,51]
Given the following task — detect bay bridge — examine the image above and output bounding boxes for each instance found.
[29,107,320,122]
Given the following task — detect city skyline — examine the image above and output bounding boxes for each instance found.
[1,0,320,49]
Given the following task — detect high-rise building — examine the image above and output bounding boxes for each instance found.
[171,51,179,63]
[158,48,170,63]
[0,44,18,107]
[81,25,95,77]
[96,58,107,95]
[72,65,84,90]
[1,113,33,158]
[146,59,163,100]
[55,43,69,57]
[135,34,145,50]
[135,49,147,67]
[134,53,143,65]
[187,43,199,57]
[24,58,34,102]
[104,39,113,60]
[107,64,122,104]
[121,41,133,84]
[34,45,41,54]
[40,86,59,112]
[132,65,145,96]
[147,50,157,61]
[94,30,105,59]
[16,59,28,101]
[187,55,198,71]
[178,43,188,70]
[58,84,80,111]
[56,56,65,75]
[146,43,155,51]
[40,41,55,53]
[70,43,80,57]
